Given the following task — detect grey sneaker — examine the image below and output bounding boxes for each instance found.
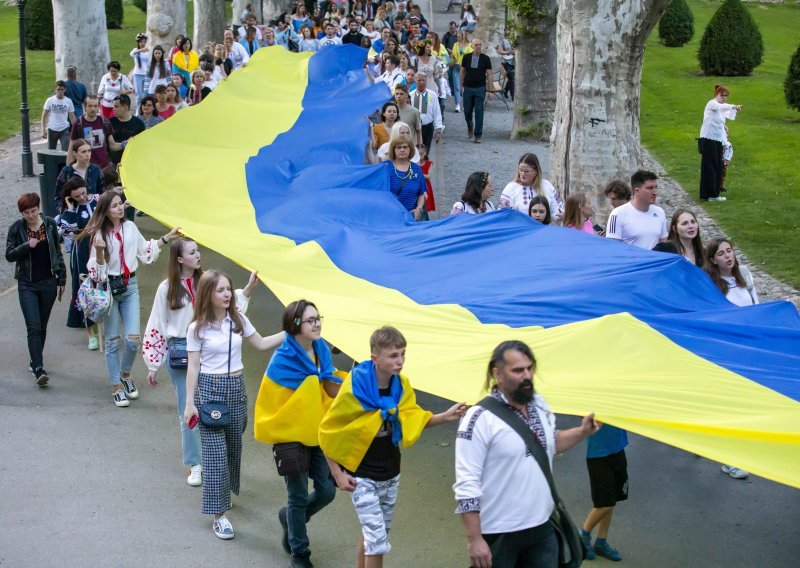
[721,464,749,479]
[121,377,139,399]
[213,515,235,540]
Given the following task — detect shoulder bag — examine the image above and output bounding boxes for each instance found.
[477,396,584,568]
[167,337,188,369]
[199,321,232,428]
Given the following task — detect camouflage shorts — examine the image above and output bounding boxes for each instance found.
[351,474,401,556]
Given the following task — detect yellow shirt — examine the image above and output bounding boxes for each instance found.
[452,42,472,66]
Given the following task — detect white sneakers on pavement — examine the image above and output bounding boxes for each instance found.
[722,464,749,479]
[187,464,202,487]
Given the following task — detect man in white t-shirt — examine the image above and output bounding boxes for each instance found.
[605,170,668,250]
[454,341,600,568]
[41,80,76,151]
[318,22,342,48]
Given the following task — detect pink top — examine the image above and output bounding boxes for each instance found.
[566,219,595,235]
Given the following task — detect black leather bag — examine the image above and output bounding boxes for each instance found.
[477,396,584,568]
[272,442,311,476]
[198,322,232,429]
[108,275,128,296]
[167,337,188,369]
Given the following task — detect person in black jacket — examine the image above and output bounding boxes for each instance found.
[5,193,66,387]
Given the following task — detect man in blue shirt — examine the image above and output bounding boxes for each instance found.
[64,66,88,119]
[579,424,628,561]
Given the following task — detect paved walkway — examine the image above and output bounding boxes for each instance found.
[0,8,798,566]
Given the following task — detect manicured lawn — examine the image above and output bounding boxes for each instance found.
[641,0,800,288]
[0,0,231,140]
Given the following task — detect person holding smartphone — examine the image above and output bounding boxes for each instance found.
[5,193,66,387]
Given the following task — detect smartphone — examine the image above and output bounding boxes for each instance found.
[188,414,199,429]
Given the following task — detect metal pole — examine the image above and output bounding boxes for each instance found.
[18,0,34,177]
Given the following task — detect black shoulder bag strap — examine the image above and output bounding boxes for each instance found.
[227,316,233,376]
[477,396,561,506]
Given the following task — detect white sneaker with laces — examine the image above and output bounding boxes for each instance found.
[721,464,749,479]
[187,464,202,487]
[113,390,130,407]
[121,377,139,399]
[213,515,235,540]
[454,104,461,113]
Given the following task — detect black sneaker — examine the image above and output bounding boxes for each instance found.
[121,377,139,399]
[289,554,314,568]
[278,507,291,554]
[34,368,49,387]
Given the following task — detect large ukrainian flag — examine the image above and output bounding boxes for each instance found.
[122,46,800,489]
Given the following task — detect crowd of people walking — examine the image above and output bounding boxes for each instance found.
[5,2,764,567]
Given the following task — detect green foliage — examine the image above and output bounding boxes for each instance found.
[785,44,800,112]
[658,0,694,48]
[23,0,54,51]
[504,0,557,38]
[133,0,148,13]
[698,0,763,76]
[106,0,124,30]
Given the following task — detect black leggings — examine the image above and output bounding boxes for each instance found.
[698,137,722,199]
[18,277,58,372]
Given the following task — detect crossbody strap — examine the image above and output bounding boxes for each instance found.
[477,396,561,506]
[228,315,233,376]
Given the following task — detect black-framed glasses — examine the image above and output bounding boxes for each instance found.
[301,316,323,326]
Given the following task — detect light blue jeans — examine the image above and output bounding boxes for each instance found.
[166,358,202,466]
[133,74,148,104]
[104,277,140,386]
[448,64,462,106]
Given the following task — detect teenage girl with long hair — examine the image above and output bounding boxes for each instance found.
[144,238,259,486]
[562,192,596,234]
[500,153,564,222]
[81,191,180,407]
[666,208,704,267]
[183,270,284,540]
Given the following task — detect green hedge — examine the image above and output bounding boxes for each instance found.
[659,0,694,48]
[24,0,54,51]
[698,0,763,76]
[106,0,124,30]
[133,0,148,13]
[785,44,800,111]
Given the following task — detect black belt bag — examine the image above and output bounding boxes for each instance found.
[273,442,311,476]
[168,337,188,369]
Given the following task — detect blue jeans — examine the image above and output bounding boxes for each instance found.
[484,521,559,568]
[448,64,462,106]
[284,446,336,557]
[18,277,58,372]
[103,277,140,386]
[463,86,487,137]
[133,74,148,104]
[166,360,201,466]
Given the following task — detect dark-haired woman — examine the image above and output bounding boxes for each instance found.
[138,95,164,129]
[698,85,741,202]
[131,33,151,103]
[666,209,704,267]
[5,193,66,386]
[450,171,495,215]
[374,100,399,151]
[528,195,551,225]
[55,139,103,210]
[144,239,259,486]
[147,45,171,94]
[55,177,100,349]
[172,37,199,86]
[183,270,284,540]
[97,61,133,119]
[83,191,180,407]
[255,300,343,565]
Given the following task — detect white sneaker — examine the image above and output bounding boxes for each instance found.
[187,464,202,487]
[454,104,461,113]
[708,196,727,202]
[213,515,235,540]
[113,390,130,407]
[121,377,139,399]
[721,464,749,479]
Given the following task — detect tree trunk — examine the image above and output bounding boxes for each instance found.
[147,0,187,50]
[232,0,248,26]
[550,0,670,208]
[52,0,110,94]
[473,0,506,57]
[511,4,557,140]
[260,1,284,24]
[194,0,226,48]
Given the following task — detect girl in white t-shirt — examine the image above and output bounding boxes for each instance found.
[183,270,284,540]
[704,237,758,308]
[499,153,564,223]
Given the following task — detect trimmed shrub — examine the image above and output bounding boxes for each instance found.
[106,0,124,30]
[24,0,54,51]
[133,0,148,13]
[698,0,763,76]
[786,44,800,112]
[659,0,694,48]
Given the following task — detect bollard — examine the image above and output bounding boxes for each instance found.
[37,149,67,218]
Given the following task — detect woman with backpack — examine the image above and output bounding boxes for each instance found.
[143,238,259,487]
[81,191,180,407]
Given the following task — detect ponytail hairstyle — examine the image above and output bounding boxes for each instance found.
[191,270,244,338]
[461,171,490,212]
[167,237,202,310]
[281,299,319,336]
[484,340,536,393]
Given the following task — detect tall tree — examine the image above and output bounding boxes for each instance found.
[194,0,226,48]
[53,0,110,93]
[147,0,187,50]
[550,0,671,208]
[507,0,558,140]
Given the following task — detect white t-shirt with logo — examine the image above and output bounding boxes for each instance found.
[605,201,668,250]
[319,36,342,49]
[43,96,75,132]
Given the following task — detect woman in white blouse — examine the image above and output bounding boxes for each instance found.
[97,61,133,119]
[698,85,742,202]
[130,33,151,104]
[499,152,564,223]
[143,238,259,486]
[450,171,496,215]
[83,191,180,407]
[183,270,284,540]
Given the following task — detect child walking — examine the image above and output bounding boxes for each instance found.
[319,326,466,568]
[417,144,436,218]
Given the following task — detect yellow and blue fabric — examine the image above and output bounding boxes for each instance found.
[120,45,800,488]
[319,361,433,472]
[254,336,342,446]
